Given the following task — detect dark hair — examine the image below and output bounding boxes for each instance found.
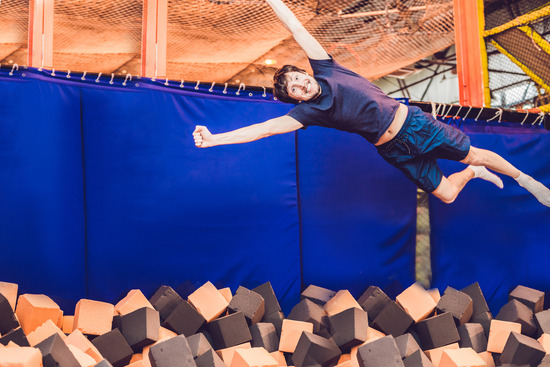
[273,65,307,104]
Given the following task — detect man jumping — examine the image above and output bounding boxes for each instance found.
[193,0,550,207]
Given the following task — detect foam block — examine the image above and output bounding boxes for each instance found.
[0,327,30,347]
[415,312,460,350]
[356,335,404,367]
[0,281,18,311]
[188,282,229,323]
[68,344,97,367]
[500,331,545,366]
[486,319,522,354]
[95,359,114,367]
[26,319,66,346]
[279,319,314,353]
[63,315,74,334]
[435,287,473,326]
[292,332,341,367]
[35,333,80,367]
[186,333,213,358]
[424,343,459,367]
[539,354,550,366]
[250,322,279,352]
[495,299,537,337]
[0,346,43,367]
[120,306,160,352]
[252,282,281,316]
[158,327,177,340]
[15,294,62,335]
[0,292,20,334]
[357,286,392,323]
[477,351,494,367]
[228,287,265,326]
[328,307,368,352]
[270,351,286,366]
[324,290,361,316]
[216,342,251,366]
[536,309,550,335]
[219,288,233,304]
[65,329,103,363]
[394,333,421,359]
[428,289,441,305]
[148,335,195,367]
[287,298,328,334]
[509,285,545,314]
[196,349,226,367]
[471,312,492,338]
[115,290,154,316]
[396,283,437,323]
[263,311,284,338]
[460,283,489,318]
[162,300,205,336]
[457,323,487,353]
[149,286,185,322]
[403,349,434,367]
[371,301,414,337]
[301,285,336,306]
[91,328,134,367]
[207,311,252,350]
[538,333,550,354]
[439,347,486,367]
[231,347,279,367]
[74,299,115,336]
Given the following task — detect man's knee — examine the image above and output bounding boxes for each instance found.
[462,146,486,166]
[432,180,458,204]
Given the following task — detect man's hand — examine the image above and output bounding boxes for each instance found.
[193,125,214,148]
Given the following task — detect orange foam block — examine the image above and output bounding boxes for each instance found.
[217,342,252,366]
[486,319,521,354]
[65,329,103,363]
[26,319,66,346]
[188,281,229,322]
[428,289,441,304]
[270,351,287,366]
[0,281,19,311]
[396,282,437,322]
[231,347,279,367]
[74,299,114,336]
[114,290,154,316]
[439,347,487,367]
[62,315,74,334]
[15,294,63,334]
[477,351,495,367]
[279,319,314,353]
[323,290,362,316]
[68,344,97,367]
[0,347,43,367]
[538,333,550,354]
[425,342,459,367]
[220,287,233,304]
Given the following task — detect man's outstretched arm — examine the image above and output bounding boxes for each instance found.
[193,115,304,148]
[265,0,329,60]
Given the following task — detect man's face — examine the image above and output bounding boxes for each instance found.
[284,72,321,102]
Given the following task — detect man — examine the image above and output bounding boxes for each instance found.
[193,0,550,207]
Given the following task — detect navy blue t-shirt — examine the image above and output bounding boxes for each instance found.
[287,57,401,144]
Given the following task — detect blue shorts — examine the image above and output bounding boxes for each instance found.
[376,106,471,192]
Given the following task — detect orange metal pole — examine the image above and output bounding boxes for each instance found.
[453,0,485,106]
[42,0,54,69]
[141,0,167,78]
[28,0,44,67]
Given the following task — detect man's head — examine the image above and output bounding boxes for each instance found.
[273,65,321,104]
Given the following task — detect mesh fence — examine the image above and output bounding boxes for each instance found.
[484,0,550,109]
[0,0,455,86]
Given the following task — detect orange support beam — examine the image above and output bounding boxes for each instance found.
[28,0,54,69]
[453,0,486,107]
[142,0,168,78]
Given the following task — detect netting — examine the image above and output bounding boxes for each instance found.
[0,0,455,87]
[483,0,550,110]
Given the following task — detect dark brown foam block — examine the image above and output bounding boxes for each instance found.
[35,333,80,367]
[471,311,492,338]
[91,328,133,367]
[300,285,336,306]
[0,293,19,334]
[500,331,545,366]
[228,286,265,326]
[328,307,368,352]
[536,309,550,335]
[460,282,489,317]
[148,335,195,367]
[457,323,487,352]
[94,359,114,367]
[539,354,550,366]
[120,306,160,352]
[371,301,414,337]
[509,285,545,314]
[0,327,30,346]
[435,287,473,326]
[287,298,328,334]
[394,333,421,359]
[495,299,537,337]
[414,312,460,350]
[250,322,279,352]
[263,310,284,338]
[162,300,205,337]
[149,285,185,322]
[252,282,281,316]
[195,348,225,367]
[356,335,404,367]
[186,332,213,359]
[291,331,341,367]
[403,349,434,367]
[206,311,252,350]
[358,286,392,322]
